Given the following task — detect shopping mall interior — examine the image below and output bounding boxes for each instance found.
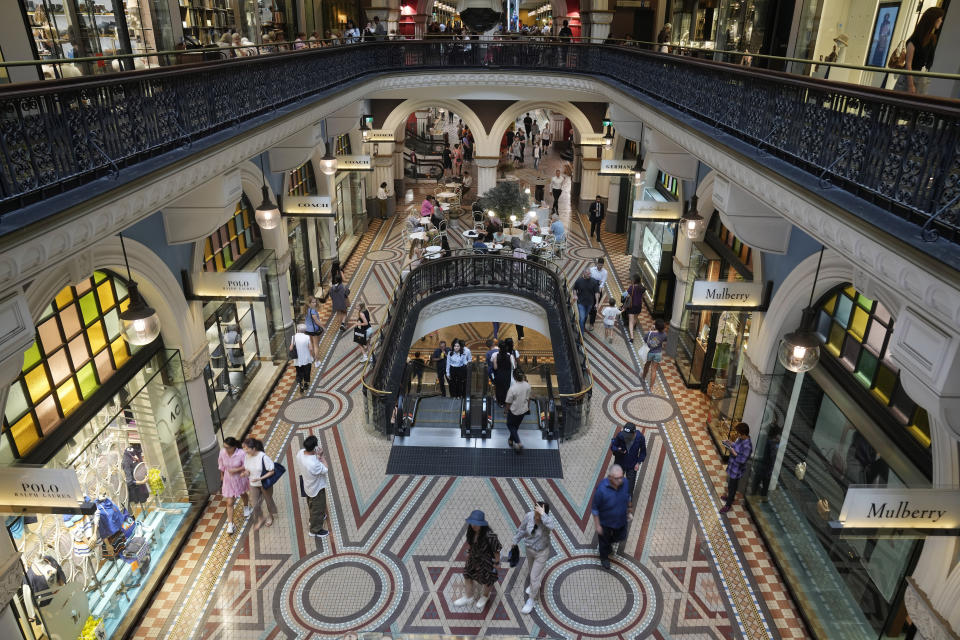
[0,1,958,639]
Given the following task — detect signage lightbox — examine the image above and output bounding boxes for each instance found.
[193,271,264,298]
[599,160,636,176]
[689,280,765,307]
[364,129,395,142]
[284,196,333,216]
[838,487,960,530]
[337,155,373,171]
[0,467,85,513]
[632,199,683,221]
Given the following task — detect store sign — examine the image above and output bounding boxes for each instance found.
[690,281,765,307]
[632,199,683,220]
[579,133,605,147]
[599,160,635,176]
[838,488,960,530]
[193,271,263,298]
[284,196,332,216]
[642,227,662,273]
[364,129,394,142]
[337,155,373,171]
[0,468,84,512]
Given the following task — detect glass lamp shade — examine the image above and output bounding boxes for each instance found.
[683,215,704,239]
[319,149,337,176]
[778,331,820,373]
[509,215,517,223]
[254,186,281,230]
[120,283,161,345]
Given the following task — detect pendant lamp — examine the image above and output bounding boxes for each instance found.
[633,157,645,184]
[118,234,161,345]
[778,247,824,373]
[319,137,338,176]
[680,194,705,239]
[254,155,280,230]
[602,124,614,148]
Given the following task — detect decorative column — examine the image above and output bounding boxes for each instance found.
[180,345,221,491]
[415,110,430,137]
[475,156,499,197]
[393,145,406,194]
[258,222,295,343]
[0,293,34,422]
[579,155,601,210]
[585,0,613,43]
[550,113,565,142]
[414,14,429,38]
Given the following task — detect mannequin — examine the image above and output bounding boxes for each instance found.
[22,555,66,619]
[122,444,149,515]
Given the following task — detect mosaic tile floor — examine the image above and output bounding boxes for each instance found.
[131,144,811,640]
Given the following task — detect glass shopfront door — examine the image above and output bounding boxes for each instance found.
[203,301,261,431]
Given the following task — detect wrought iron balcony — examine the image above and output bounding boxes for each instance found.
[0,41,957,254]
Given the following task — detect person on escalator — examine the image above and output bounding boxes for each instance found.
[492,338,518,406]
[430,341,449,396]
[504,369,531,453]
[446,338,472,397]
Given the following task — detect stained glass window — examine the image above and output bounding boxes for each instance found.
[2,271,133,458]
[203,194,262,273]
[814,284,930,448]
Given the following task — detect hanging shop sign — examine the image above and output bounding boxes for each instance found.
[579,133,605,147]
[599,160,636,176]
[192,271,264,299]
[284,196,333,216]
[363,129,395,142]
[0,467,88,514]
[836,487,960,532]
[632,199,683,220]
[336,155,373,171]
[689,280,766,308]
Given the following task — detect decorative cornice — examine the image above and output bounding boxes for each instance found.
[419,293,547,318]
[904,577,960,640]
[740,347,773,395]
[0,555,23,609]
[181,346,211,381]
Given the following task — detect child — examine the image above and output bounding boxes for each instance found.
[601,297,621,343]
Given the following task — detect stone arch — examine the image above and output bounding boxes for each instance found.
[381,97,489,153]
[697,170,763,278]
[481,100,596,158]
[23,236,204,362]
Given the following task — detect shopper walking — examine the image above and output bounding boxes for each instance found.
[328,277,350,332]
[353,302,373,362]
[572,268,600,335]
[895,7,944,95]
[303,297,323,363]
[376,182,390,219]
[452,510,502,610]
[641,319,668,388]
[550,169,565,214]
[447,338,472,397]
[588,257,609,329]
[290,323,315,394]
[513,501,555,614]
[218,436,250,535]
[588,195,605,244]
[591,463,631,569]
[296,435,329,537]
[242,438,278,531]
[504,369,531,452]
[532,142,541,170]
[442,143,454,178]
[600,297,621,344]
[430,340,449,396]
[719,423,753,513]
[492,337,517,405]
[624,276,645,341]
[523,112,533,137]
[609,422,646,497]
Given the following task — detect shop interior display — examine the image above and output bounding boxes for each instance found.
[204,302,261,428]
[179,0,235,45]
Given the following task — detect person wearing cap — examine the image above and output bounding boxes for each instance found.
[610,422,646,497]
[591,463,632,569]
[452,510,503,610]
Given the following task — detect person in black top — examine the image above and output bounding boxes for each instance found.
[430,341,449,396]
[896,7,944,95]
[442,144,453,178]
[588,196,605,243]
[572,268,600,335]
[523,113,533,137]
[408,352,425,393]
[506,129,515,149]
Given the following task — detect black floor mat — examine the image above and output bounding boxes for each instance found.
[386,446,563,478]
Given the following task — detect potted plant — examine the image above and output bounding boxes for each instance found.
[477,181,529,220]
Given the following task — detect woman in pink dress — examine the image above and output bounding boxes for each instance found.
[219,436,251,535]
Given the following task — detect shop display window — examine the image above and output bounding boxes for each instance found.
[656,170,680,200]
[204,302,261,429]
[180,0,236,46]
[203,195,262,273]
[3,271,134,458]
[6,349,206,640]
[813,284,930,448]
[286,162,318,313]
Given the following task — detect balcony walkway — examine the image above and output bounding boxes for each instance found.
[131,147,807,640]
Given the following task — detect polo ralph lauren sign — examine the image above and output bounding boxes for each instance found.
[193,271,263,298]
[284,196,332,216]
[838,488,960,531]
[0,467,86,513]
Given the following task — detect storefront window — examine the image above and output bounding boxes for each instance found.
[181,0,236,46]
[657,170,680,199]
[635,221,676,317]
[202,195,262,273]
[334,171,367,261]
[6,348,206,640]
[3,271,134,458]
[204,302,261,430]
[670,0,773,53]
[286,162,318,312]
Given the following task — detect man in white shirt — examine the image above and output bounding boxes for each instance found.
[296,435,329,537]
[376,181,390,220]
[588,258,609,329]
[550,169,565,214]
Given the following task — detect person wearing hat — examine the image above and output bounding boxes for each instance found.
[452,510,503,609]
[610,422,647,498]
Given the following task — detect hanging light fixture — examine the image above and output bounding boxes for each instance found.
[602,124,614,148]
[632,156,645,184]
[360,115,370,140]
[253,154,280,230]
[680,194,705,239]
[118,234,161,346]
[319,137,338,176]
[778,248,824,373]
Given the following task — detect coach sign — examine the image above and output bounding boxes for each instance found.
[284,196,332,216]
[838,488,960,531]
[337,155,373,171]
[0,467,86,513]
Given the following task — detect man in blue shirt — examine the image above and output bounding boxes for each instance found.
[549,214,566,243]
[591,464,632,569]
[484,338,499,386]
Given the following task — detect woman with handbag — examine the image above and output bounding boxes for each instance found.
[512,501,555,614]
[353,303,373,362]
[641,319,668,389]
[624,276,645,341]
[894,7,945,95]
[303,297,323,364]
[242,438,282,531]
[452,510,502,610]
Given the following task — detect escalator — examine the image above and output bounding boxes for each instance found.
[405,124,447,155]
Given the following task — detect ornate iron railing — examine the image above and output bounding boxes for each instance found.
[0,41,957,248]
[360,251,591,438]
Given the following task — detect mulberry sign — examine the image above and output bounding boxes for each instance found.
[689,281,765,308]
[0,467,86,513]
[838,488,960,531]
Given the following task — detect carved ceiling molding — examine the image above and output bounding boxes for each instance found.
[904,578,960,640]
[418,293,547,319]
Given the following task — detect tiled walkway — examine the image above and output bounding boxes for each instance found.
[132,140,810,639]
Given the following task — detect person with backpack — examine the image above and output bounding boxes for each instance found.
[641,319,668,389]
[624,275,645,341]
[504,369,532,452]
[610,422,646,497]
[303,297,323,363]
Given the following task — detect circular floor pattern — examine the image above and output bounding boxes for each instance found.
[540,556,659,637]
[567,246,606,260]
[283,392,350,429]
[279,553,402,635]
[366,248,404,261]
[618,392,676,425]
